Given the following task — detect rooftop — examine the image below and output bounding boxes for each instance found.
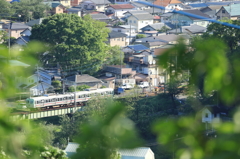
[108,4,135,9]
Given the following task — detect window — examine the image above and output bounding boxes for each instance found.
[129,20,132,23]
[222,10,225,13]
[59,9,61,11]
[118,30,121,32]
[134,20,136,23]
[122,37,124,41]
[205,113,208,118]
[117,38,120,41]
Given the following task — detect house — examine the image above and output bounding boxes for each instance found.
[15,28,31,46]
[216,3,240,20]
[169,9,211,27]
[168,24,206,35]
[125,11,154,32]
[64,74,103,89]
[111,25,137,45]
[153,0,185,12]
[108,30,127,47]
[119,147,155,159]
[71,0,81,7]
[66,8,82,17]
[89,13,111,23]
[53,0,71,7]
[200,5,222,19]
[44,2,67,15]
[17,68,54,96]
[25,18,44,27]
[140,23,171,32]
[103,65,136,86]
[105,4,136,18]
[130,1,151,10]
[201,105,230,130]
[3,22,30,39]
[123,44,150,54]
[80,0,110,12]
[64,142,155,159]
[135,34,180,45]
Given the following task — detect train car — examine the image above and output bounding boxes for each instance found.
[26,88,114,109]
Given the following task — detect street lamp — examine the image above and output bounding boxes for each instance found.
[18,14,21,22]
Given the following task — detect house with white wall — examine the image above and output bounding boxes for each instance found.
[105,4,136,18]
[125,11,154,32]
[112,25,137,45]
[201,105,230,130]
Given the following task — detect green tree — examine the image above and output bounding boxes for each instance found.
[0,30,8,44]
[31,14,110,74]
[51,80,62,89]
[11,0,50,22]
[203,20,240,54]
[158,26,170,33]
[0,0,13,17]
[107,46,124,65]
[76,85,90,91]
[136,34,146,39]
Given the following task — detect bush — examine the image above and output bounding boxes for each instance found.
[136,34,146,39]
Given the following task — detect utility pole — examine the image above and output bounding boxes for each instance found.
[8,22,12,60]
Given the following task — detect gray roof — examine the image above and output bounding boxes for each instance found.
[25,18,44,27]
[135,34,180,43]
[143,7,163,14]
[160,13,174,17]
[130,1,150,8]
[66,74,102,83]
[140,23,171,31]
[118,147,153,158]
[168,24,206,34]
[90,13,110,20]
[90,0,110,5]
[3,23,30,30]
[117,25,137,29]
[130,13,154,20]
[109,30,127,38]
[181,9,211,20]
[67,8,82,12]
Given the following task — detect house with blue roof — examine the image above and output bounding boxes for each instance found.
[215,3,240,20]
[124,44,150,53]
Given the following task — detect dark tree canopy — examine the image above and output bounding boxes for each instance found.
[31,14,110,74]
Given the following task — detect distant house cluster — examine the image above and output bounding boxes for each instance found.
[1,0,240,95]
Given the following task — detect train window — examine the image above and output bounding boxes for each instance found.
[101,92,104,95]
[86,94,90,97]
[59,98,62,101]
[106,91,109,94]
[80,95,85,98]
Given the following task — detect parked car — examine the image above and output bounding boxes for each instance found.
[119,83,134,89]
[138,82,149,88]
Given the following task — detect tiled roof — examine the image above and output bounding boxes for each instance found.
[131,13,154,20]
[188,3,208,8]
[223,3,240,16]
[3,22,30,30]
[118,147,153,157]
[91,0,110,5]
[127,44,149,52]
[108,4,135,9]
[154,0,171,7]
[181,9,210,20]
[108,30,127,38]
[140,23,171,31]
[143,8,163,14]
[66,74,102,83]
[169,0,182,4]
[90,13,110,20]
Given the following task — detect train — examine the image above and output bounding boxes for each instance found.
[26,88,114,109]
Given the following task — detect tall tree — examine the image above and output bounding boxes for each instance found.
[11,0,50,22]
[31,14,110,74]
[0,0,13,17]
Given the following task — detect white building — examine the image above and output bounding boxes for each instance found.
[112,25,137,45]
